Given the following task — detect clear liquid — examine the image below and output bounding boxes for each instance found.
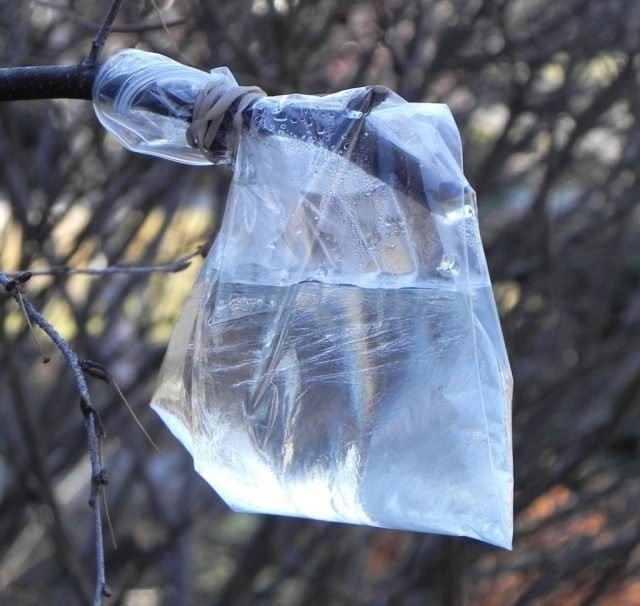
[161,278,512,546]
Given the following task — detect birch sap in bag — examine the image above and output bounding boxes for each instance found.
[94,49,514,548]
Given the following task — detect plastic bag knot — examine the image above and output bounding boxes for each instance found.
[187,80,266,162]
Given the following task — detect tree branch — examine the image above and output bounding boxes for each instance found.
[0,0,129,103]
[0,64,96,102]
[0,272,111,605]
[0,0,134,103]
[4,245,209,279]
[35,0,186,34]
[85,0,127,67]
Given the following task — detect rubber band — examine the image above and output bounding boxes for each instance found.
[187,80,266,161]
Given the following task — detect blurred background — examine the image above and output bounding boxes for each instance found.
[1,0,640,604]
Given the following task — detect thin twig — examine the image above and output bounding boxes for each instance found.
[147,0,194,66]
[102,487,118,551]
[85,0,127,66]
[35,0,187,34]
[6,246,208,279]
[80,359,160,454]
[111,378,160,453]
[0,271,110,605]
[13,279,51,363]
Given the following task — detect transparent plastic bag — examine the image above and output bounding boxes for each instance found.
[94,49,514,548]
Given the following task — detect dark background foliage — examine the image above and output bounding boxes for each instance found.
[1,0,640,604]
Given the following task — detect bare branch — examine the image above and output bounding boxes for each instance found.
[81,359,160,453]
[35,0,187,34]
[0,64,95,102]
[5,245,209,279]
[85,0,127,67]
[0,271,110,605]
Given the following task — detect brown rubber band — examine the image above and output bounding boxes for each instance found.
[186,79,266,161]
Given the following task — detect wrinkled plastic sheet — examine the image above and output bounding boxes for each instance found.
[94,50,514,548]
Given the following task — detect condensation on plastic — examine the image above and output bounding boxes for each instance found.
[94,50,514,548]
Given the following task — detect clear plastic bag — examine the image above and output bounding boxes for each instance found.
[94,49,513,548]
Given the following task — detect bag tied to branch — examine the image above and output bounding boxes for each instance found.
[94,49,514,548]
